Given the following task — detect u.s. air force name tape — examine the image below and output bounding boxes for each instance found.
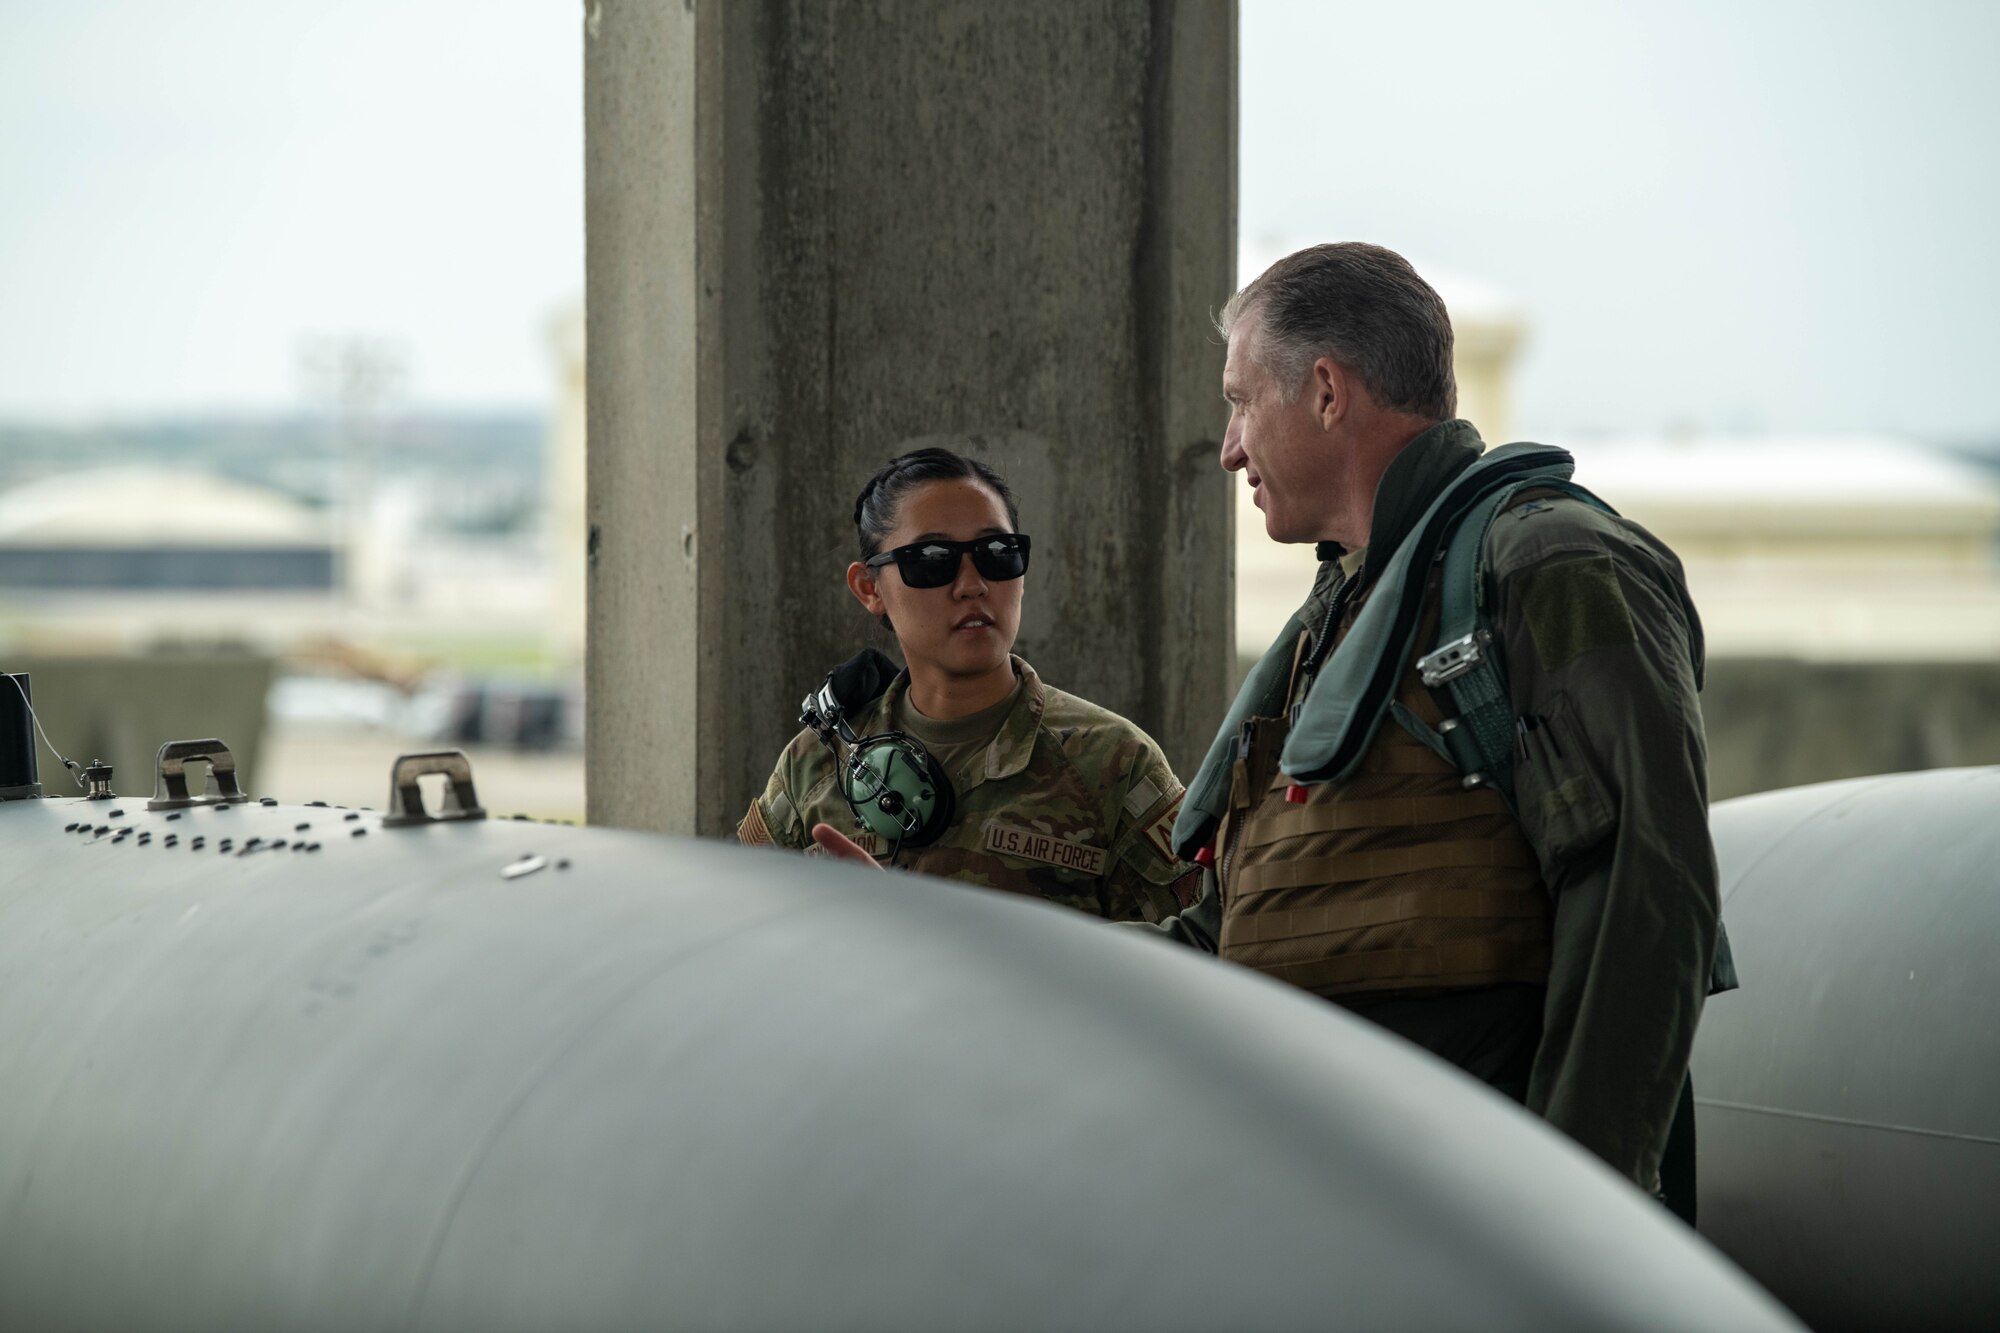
[982,820,1107,876]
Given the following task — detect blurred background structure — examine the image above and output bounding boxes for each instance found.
[0,1,587,817]
[3,0,1999,818]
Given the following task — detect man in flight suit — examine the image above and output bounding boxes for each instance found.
[1145,242,1730,1208]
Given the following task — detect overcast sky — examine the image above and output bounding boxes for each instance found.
[1242,0,2000,440]
[0,1,582,419]
[2,0,1996,438]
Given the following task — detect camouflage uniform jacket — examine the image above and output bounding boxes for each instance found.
[1144,419,1726,1192]
[738,656,1200,923]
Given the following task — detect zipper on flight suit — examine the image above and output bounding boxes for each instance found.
[1290,565,1358,724]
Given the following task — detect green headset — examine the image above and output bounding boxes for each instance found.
[799,648,956,857]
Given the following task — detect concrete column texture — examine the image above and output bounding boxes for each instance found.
[585,0,1238,836]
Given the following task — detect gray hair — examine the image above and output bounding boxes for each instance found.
[1217,242,1456,420]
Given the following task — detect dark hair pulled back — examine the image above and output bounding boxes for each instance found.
[852,448,1021,559]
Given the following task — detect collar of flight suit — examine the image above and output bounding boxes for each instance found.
[877,654,1045,793]
[1317,418,1487,592]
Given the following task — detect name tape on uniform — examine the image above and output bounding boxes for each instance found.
[982,820,1107,877]
[803,829,884,860]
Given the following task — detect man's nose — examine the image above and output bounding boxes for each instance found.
[1220,418,1247,472]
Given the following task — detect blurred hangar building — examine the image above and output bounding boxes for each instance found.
[0,466,311,791]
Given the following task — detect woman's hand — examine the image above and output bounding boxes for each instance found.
[810,823,884,870]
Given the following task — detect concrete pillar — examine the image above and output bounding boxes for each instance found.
[585,0,1237,836]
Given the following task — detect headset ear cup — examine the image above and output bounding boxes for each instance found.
[905,749,956,848]
[841,736,956,851]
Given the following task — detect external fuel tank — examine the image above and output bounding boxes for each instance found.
[1697,766,2000,1331]
[0,751,1795,1332]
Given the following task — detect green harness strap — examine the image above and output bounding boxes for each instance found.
[1276,445,1582,790]
[1419,479,1619,811]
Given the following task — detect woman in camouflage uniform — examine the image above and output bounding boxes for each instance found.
[736,448,1199,924]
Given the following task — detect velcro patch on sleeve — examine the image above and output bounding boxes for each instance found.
[1519,553,1637,670]
[1122,774,1164,820]
[768,788,798,832]
[982,821,1108,877]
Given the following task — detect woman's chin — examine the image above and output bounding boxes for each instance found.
[929,635,1011,676]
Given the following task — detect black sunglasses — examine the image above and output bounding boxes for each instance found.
[864,533,1032,589]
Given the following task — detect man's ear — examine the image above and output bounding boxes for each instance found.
[846,561,887,617]
[1312,356,1347,430]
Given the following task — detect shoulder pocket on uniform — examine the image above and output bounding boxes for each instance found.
[1518,552,1637,671]
[1514,690,1615,869]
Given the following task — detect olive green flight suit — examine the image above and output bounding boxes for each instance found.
[1145,420,1728,1196]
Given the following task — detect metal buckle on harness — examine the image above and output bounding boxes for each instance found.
[1418,630,1491,687]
